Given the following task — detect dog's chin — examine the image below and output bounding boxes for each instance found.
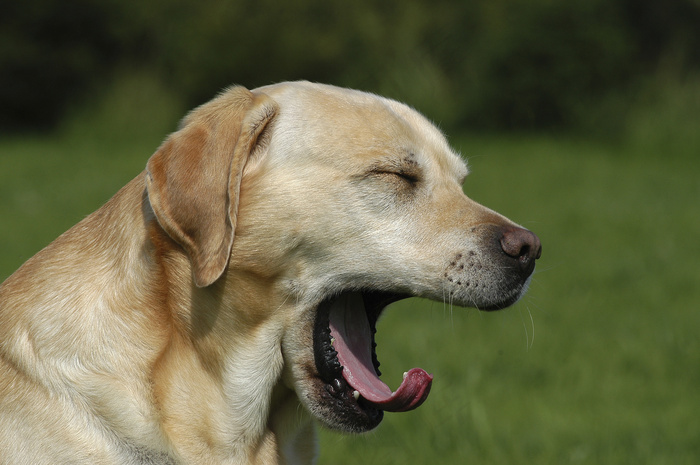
[304,375,385,433]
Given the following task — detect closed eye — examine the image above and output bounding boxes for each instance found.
[374,170,419,184]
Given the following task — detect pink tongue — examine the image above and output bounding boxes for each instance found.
[328,293,433,412]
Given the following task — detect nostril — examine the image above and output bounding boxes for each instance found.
[499,227,542,271]
[519,244,531,259]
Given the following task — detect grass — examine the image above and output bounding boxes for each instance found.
[1,89,698,464]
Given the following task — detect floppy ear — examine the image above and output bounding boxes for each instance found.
[146,86,277,287]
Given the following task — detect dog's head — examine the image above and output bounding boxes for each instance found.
[146,81,541,434]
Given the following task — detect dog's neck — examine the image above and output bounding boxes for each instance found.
[139,179,315,463]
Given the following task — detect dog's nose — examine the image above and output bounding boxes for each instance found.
[499,226,542,275]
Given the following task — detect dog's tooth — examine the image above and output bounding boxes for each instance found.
[403,371,408,380]
[330,337,335,345]
[353,390,360,400]
[332,378,345,393]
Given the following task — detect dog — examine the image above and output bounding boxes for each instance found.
[0,81,541,464]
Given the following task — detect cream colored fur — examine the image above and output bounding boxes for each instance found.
[0,82,533,464]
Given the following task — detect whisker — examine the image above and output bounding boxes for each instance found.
[532,263,558,274]
[518,307,529,350]
[526,305,535,350]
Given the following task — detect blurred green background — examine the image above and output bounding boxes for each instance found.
[1,1,699,463]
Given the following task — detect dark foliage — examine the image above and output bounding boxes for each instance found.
[1,0,698,132]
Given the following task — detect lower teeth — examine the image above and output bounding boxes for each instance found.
[332,378,345,393]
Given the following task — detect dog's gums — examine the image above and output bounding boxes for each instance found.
[328,293,433,412]
[313,291,433,430]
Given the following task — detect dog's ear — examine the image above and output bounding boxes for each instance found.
[146,86,277,287]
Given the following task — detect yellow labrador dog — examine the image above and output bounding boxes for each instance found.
[0,82,541,464]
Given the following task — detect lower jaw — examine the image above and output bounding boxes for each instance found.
[311,291,399,432]
[314,381,385,433]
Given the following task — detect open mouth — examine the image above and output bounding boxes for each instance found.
[312,291,433,431]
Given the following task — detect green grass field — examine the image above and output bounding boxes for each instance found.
[1,110,698,463]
